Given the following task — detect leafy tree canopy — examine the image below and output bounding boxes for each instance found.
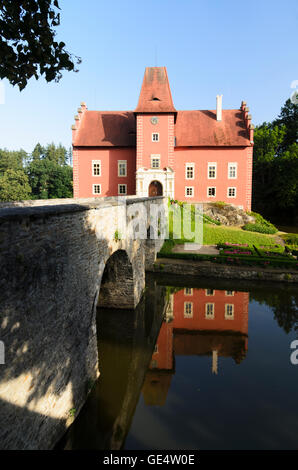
[0,168,32,201]
[0,0,81,90]
[0,148,28,174]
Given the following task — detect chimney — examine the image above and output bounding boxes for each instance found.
[216,95,222,121]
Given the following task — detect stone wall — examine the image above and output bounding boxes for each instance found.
[151,258,298,283]
[0,196,166,449]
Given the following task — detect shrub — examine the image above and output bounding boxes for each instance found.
[246,211,278,233]
[282,233,298,246]
[212,201,227,208]
[242,223,277,235]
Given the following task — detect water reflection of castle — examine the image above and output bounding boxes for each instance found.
[142,288,249,406]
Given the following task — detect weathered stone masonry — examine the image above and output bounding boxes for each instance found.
[0,196,165,450]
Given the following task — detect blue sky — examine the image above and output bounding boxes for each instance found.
[0,0,297,153]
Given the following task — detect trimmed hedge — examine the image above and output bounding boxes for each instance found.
[282,233,298,246]
[242,223,278,235]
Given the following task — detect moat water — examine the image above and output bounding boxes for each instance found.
[58,274,298,450]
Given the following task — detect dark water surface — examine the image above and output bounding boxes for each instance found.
[59,275,298,450]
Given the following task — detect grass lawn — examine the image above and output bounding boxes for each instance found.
[202,224,278,246]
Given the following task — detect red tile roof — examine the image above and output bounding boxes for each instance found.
[74,109,250,147]
[175,110,250,146]
[73,67,250,148]
[74,111,136,147]
[135,67,176,113]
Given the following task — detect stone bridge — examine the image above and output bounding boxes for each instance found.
[0,196,166,449]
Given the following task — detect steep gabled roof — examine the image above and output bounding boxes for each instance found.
[74,111,136,147]
[135,67,176,113]
[175,110,250,146]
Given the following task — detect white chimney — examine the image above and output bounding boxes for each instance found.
[216,94,223,121]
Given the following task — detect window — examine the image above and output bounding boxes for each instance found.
[227,187,236,198]
[118,160,127,177]
[185,186,194,197]
[228,163,237,179]
[225,290,234,296]
[185,163,195,180]
[184,302,193,318]
[118,184,127,195]
[184,287,193,296]
[92,160,101,176]
[152,133,159,142]
[154,344,159,354]
[205,303,215,319]
[208,163,217,179]
[151,155,160,169]
[93,184,101,195]
[205,289,214,296]
[207,187,216,197]
[225,304,234,319]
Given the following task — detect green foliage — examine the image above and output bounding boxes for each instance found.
[0,0,81,90]
[69,408,76,417]
[27,158,73,199]
[281,233,298,247]
[242,223,277,235]
[211,201,227,208]
[252,99,298,221]
[0,168,32,201]
[114,230,121,241]
[0,148,28,175]
[247,211,278,232]
[0,143,73,201]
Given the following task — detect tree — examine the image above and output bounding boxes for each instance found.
[252,99,298,222]
[0,168,32,201]
[272,99,298,151]
[0,148,28,174]
[0,0,81,90]
[27,157,73,198]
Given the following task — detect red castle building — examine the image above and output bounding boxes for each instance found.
[72,67,254,209]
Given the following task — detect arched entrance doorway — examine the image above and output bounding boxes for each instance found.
[148,180,163,197]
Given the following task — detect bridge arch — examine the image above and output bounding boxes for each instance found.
[97,249,135,309]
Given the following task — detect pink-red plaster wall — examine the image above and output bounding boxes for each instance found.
[73,147,136,198]
[136,114,175,169]
[173,146,252,209]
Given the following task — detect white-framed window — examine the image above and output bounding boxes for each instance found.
[92,160,101,176]
[208,162,217,179]
[184,287,193,296]
[152,133,159,142]
[207,187,216,197]
[205,303,215,319]
[205,289,214,296]
[93,184,101,195]
[228,162,237,179]
[151,155,160,169]
[118,184,127,195]
[225,290,234,296]
[184,302,193,318]
[185,163,195,180]
[185,186,194,197]
[154,344,159,354]
[225,303,234,319]
[227,187,236,198]
[118,160,127,177]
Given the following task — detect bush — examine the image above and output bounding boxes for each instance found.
[242,223,277,235]
[282,233,298,246]
[246,211,278,233]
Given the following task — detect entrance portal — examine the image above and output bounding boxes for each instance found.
[148,181,163,197]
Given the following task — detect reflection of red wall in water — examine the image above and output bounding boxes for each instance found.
[149,322,173,371]
[143,289,249,405]
[173,289,249,335]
